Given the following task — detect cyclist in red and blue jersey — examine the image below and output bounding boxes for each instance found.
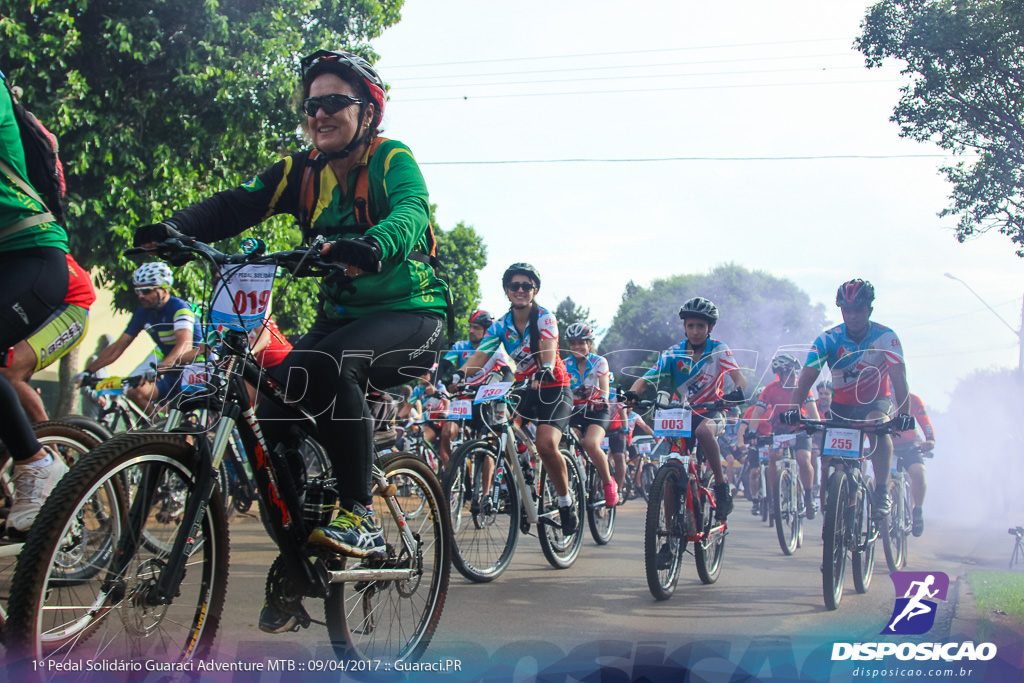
[627,297,746,520]
[453,263,578,534]
[83,262,201,415]
[894,393,934,536]
[747,354,820,519]
[564,322,618,508]
[786,279,913,520]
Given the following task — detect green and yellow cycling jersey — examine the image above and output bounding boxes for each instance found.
[165,138,447,321]
[0,74,68,253]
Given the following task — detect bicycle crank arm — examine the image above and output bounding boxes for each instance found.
[326,567,419,583]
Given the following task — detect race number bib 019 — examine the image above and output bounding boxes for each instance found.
[653,408,692,437]
[773,433,797,449]
[448,400,472,420]
[210,264,277,332]
[181,363,213,393]
[473,381,512,404]
[823,428,862,458]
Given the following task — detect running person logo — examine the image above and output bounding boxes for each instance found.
[882,571,950,635]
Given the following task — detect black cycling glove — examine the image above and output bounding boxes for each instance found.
[134,222,187,247]
[329,236,382,273]
[779,409,801,426]
[723,387,745,404]
[894,413,915,432]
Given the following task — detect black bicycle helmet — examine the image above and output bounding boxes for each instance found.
[836,278,875,307]
[678,296,719,323]
[502,262,541,289]
[565,323,595,341]
[771,353,801,374]
[300,49,386,160]
[468,309,493,328]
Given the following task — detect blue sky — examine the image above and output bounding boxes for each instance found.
[371,0,1024,410]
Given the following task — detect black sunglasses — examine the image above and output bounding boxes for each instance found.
[506,282,535,292]
[134,287,156,295]
[302,94,363,117]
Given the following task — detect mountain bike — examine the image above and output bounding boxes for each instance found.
[771,432,805,556]
[881,443,933,571]
[792,415,910,610]
[443,379,585,582]
[623,435,659,503]
[744,435,772,523]
[562,427,615,545]
[639,398,736,600]
[0,420,106,631]
[5,236,451,665]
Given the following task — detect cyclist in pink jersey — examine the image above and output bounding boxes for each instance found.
[785,279,914,519]
[746,354,820,519]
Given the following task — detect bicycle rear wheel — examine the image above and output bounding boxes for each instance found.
[852,477,876,594]
[774,467,800,556]
[694,470,725,584]
[643,463,685,600]
[881,477,906,572]
[639,462,657,502]
[822,470,849,610]
[443,440,519,582]
[325,452,451,663]
[537,450,584,569]
[586,464,615,545]
[6,432,227,663]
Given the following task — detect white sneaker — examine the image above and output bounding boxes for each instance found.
[7,452,70,535]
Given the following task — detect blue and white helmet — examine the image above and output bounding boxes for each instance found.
[132,262,173,288]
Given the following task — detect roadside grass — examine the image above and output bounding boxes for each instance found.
[967,572,1024,638]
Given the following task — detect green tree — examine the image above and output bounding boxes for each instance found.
[599,263,827,391]
[856,0,1024,255]
[433,219,487,342]
[0,0,404,318]
[554,296,596,351]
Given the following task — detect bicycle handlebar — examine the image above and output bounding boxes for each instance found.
[125,235,347,279]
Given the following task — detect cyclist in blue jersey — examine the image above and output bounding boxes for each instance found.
[785,279,913,519]
[564,322,618,508]
[627,297,746,520]
[452,263,578,534]
[83,263,200,414]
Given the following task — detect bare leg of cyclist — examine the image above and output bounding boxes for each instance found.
[610,449,626,498]
[696,420,732,520]
[582,424,617,506]
[0,340,48,422]
[535,423,568,496]
[866,410,893,519]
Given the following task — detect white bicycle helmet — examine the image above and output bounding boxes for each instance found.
[132,262,173,289]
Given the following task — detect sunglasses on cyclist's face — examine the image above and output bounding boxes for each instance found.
[135,287,157,296]
[302,94,363,117]
[506,282,535,292]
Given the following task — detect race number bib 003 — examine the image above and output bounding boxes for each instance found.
[653,408,692,437]
[473,381,512,404]
[181,363,213,393]
[448,400,472,420]
[210,264,277,332]
[773,433,797,449]
[823,428,862,458]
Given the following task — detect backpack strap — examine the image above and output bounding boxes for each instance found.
[528,303,542,370]
[297,150,322,244]
[0,157,57,238]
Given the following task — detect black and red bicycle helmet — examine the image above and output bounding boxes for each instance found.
[300,49,386,159]
[835,278,875,307]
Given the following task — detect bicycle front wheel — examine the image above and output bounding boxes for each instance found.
[881,477,906,572]
[643,463,685,600]
[6,431,228,663]
[822,469,849,610]
[639,462,657,502]
[325,452,451,663]
[443,440,519,582]
[694,470,726,584]
[774,467,800,556]
[586,464,615,545]
[537,450,584,569]
[852,478,876,594]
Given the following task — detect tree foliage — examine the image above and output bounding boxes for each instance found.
[553,296,596,351]
[856,0,1024,255]
[433,219,488,341]
[599,263,827,391]
[0,0,404,320]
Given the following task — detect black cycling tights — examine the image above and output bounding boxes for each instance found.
[258,311,444,509]
[0,247,68,461]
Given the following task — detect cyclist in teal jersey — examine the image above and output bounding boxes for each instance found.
[627,297,746,520]
[785,279,914,519]
[0,69,71,537]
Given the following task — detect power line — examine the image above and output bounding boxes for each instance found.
[395,65,863,91]
[418,154,956,166]
[393,78,905,102]
[384,37,851,69]
[386,52,856,82]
